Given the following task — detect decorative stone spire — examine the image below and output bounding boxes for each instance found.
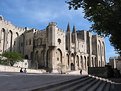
[67,23,71,32]
[72,25,76,33]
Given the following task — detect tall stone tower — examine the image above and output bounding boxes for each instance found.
[46,22,57,47]
[66,23,71,52]
[46,22,58,72]
[72,26,78,54]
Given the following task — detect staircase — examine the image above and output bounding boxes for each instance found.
[32,75,120,91]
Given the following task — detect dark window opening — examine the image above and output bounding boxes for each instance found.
[58,38,61,44]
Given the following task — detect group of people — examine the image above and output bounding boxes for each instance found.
[20,68,27,73]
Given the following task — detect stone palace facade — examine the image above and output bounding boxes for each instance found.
[0,16,106,73]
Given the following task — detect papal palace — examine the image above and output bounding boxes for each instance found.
[0,16,106,73]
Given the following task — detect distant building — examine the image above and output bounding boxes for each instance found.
[0,16,106,73]
[109,56,121,73]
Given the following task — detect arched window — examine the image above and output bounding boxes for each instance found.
[84,56,86,69]
[80,56,83,69]
[77,55,79,67]
[71,53,75,70]
[16,32,19,36]
[92,57,94,67]
[66,54,69,66]
[58,38,61,44]
[7,30,13,51]
[1,28,6,52]
[87,56,90,67]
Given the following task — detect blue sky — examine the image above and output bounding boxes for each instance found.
[0,0,118,62]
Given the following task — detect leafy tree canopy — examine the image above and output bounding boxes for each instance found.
[66,0,121,55]
[0,52,23,66]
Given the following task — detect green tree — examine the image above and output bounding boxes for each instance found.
[66,0,121,54]
[0,52,23,66]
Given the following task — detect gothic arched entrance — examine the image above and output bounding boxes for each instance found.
[66,54,69,67]
[80,56,83,69]
[77,55,79,67]
[46,49,51,68]
[56,49,62,64]
[35,51,39,69]
[38,50,45,69]
[70,54,75,70]
[56,49,63,73]
[71,63,75,70]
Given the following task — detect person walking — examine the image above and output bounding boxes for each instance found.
[24,68,27,73]
[80,69,82,75]
[20,68,23,73]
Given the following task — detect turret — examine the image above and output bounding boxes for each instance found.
[67,23,71,32]
[66,23,71,52]
[72,26,78,53]
[46,22,57,47]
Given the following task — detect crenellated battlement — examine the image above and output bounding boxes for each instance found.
[0,15,25,32]
[49,22,57,26]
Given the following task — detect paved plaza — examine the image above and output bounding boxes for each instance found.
[0,72,81,91]
[0,72,121,91]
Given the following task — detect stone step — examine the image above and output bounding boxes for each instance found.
[72,78,99,91]
[79,79,100,91]
[110,84,115,91]
[48,76,90,91]
[102,82,111,91]
[87,80,103,91]
[112,84,121,91]
[64,77,95,91]
[96,81,107,91]
[32,75,116,91]
[32,76,88,91]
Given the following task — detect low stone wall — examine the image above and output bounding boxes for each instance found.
[0,65,46,73]
[88,66,113,78]
[88,67,108,78]
[67,70,88,75]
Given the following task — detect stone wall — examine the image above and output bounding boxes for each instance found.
[88,66,113,78]
[0,65,46,73]
[0,16,25,53]
[13,59,31,68]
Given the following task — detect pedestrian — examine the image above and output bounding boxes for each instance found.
[24,68,27,73]
[80,69,82,75]
[20,68,23,73]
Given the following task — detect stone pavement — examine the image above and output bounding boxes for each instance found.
[0,72,82,91]
[0,72,120,91]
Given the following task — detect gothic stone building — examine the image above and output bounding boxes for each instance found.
[0,16,106,73]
